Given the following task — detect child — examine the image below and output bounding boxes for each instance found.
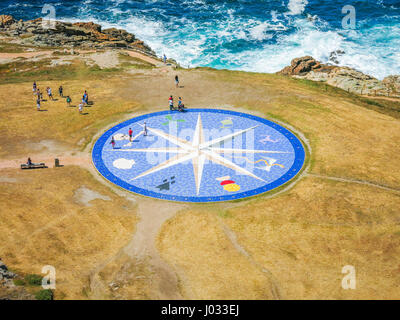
[59,86,63,97]
[66,96,72,107]
[175,75,179,88]
[36,97,41,111]
[169,95,174,110]
[78,103,83,114]
[33,81,37,93]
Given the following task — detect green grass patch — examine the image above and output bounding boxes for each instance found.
[25,274,43,286]
[13,278,26,286]
[35,289,54,300]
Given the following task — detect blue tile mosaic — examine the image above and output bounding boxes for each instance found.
[92,109,305,202]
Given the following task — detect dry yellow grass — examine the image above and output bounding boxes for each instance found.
[0,166,138,299]
[1,51,400,300]
[0,78,142,158]
[94,254,153,300]
[157,211,278,299]
[222,176,400,299]
[157,177,400,299]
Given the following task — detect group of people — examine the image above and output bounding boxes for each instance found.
[33,81,90,114]
[110,122,148,149]
[168,95,185,112]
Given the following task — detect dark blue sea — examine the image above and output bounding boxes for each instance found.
[2,0,400,79]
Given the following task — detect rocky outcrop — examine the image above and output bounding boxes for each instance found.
[279,56,336,76]
[278,56,400,97]
[0,15,14,27]
[0,259,35,300]
[0,259,16,282]
[0,15,156,56]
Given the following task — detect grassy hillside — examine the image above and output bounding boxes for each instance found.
[0,44,399,299]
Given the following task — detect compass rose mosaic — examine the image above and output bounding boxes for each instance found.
[92,109,305,202]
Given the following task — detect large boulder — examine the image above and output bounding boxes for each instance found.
[279,56,323,75]
[72,22,102,33]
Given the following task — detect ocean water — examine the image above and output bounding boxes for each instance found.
[1,0,400,79]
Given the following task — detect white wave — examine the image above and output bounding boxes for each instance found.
[287,0,308,15]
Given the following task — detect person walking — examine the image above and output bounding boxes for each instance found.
[175,75,179,88]
[169,95,174,110]
[66,96,72,107]
[129,128,133,141]
[163,54,167,64]
[36,97,41,111]
[33,81,37,93]
[143,121,148,136]
[83,90,89,104]
[59,86,63,97]
[47,87,53,101]
[110,136,116,149]
[36,89,42,101]
[78,102,83,114]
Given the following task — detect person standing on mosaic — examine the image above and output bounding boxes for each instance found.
[129,128,133,141]
[111,136,116,149]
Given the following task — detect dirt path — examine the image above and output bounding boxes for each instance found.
[362,95,400,102]
[123,198,187,299]
[0,49,97,60]
[307,173,400,193]
[124,50,163,66]
[0,49,162,68]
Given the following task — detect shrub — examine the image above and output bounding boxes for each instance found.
[25,274,43,286]
[35,289,54,300]
[13,278,26,286]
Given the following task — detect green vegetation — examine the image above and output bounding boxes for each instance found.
[35,289,54,300]
[24,274,43,286]
[13,278,26,286]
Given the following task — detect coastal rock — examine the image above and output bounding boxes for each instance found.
[280,56,321,75]
[0,15,14,27]
[0,15,155,56]
[329,50,345,64]
[383,75,400,95]
[279,56,398,97]
[0,259,16,280]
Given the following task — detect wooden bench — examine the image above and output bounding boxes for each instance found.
[20,163,47,170]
